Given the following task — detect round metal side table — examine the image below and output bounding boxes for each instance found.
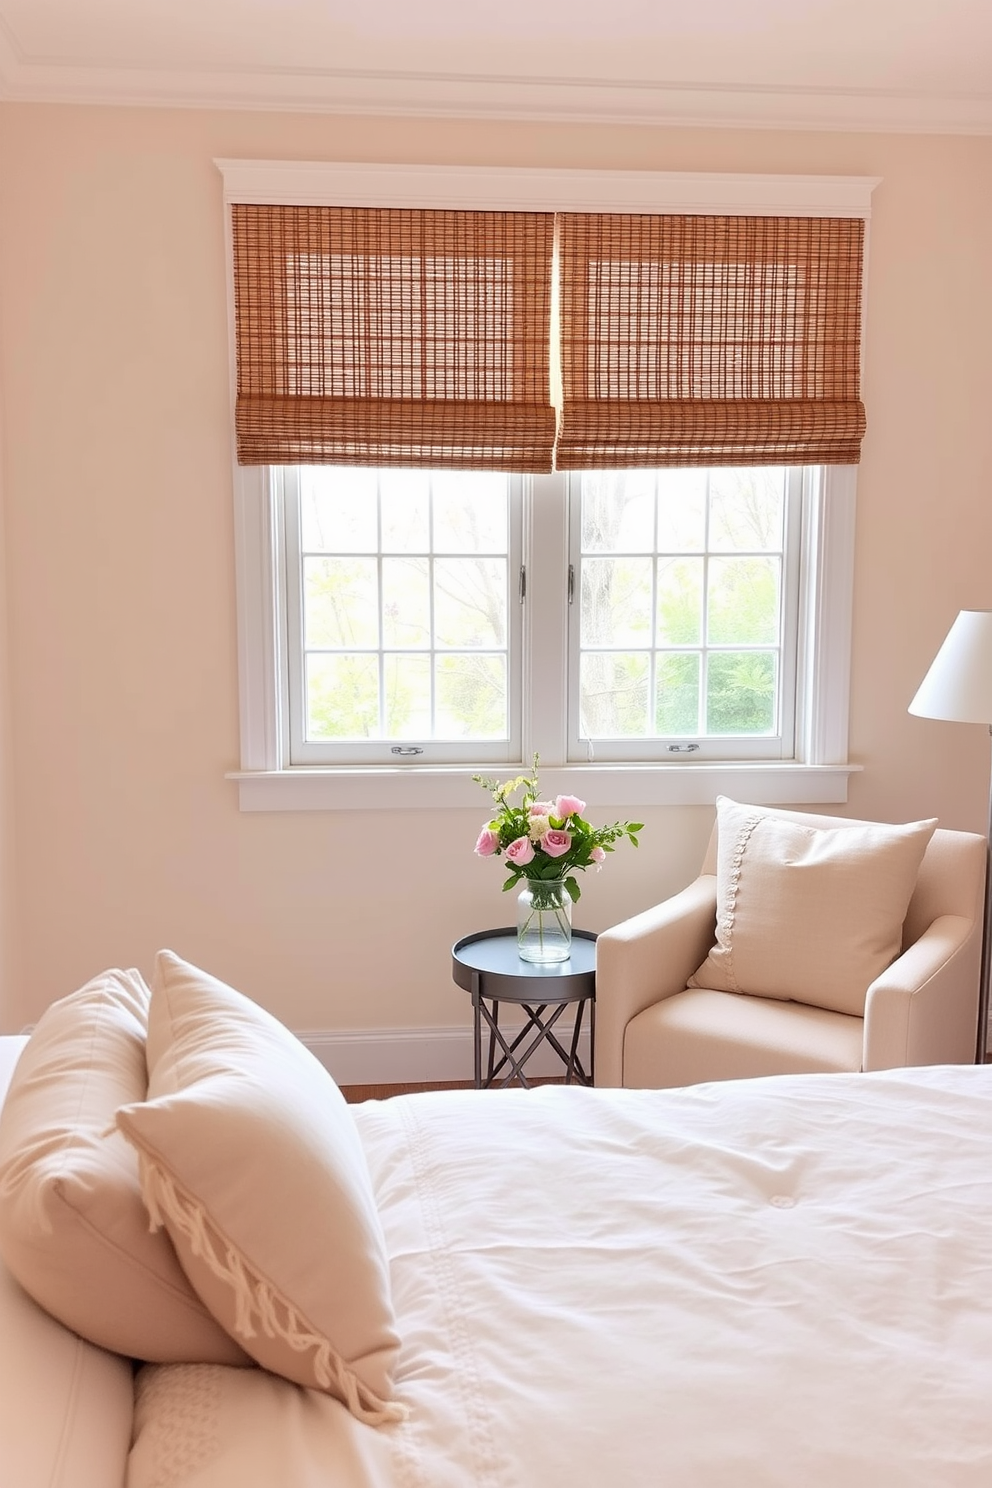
[451,928,596,1089]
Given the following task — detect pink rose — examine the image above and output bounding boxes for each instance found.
[505,835,536,867]
[530,800,556,817]
[474,827,500,857]
[555,794,586,820]
[541,829,572,858]
[590,845,607,867]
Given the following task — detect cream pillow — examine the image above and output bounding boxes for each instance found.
[115,950,404,1427]
[687,798,938,1016]
[0,968,248,1364]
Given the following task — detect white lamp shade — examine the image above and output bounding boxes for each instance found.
[909,610,992,725]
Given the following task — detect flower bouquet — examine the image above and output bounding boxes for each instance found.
[473,759,642,962]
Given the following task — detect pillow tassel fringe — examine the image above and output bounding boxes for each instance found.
[138,1155,407,1427]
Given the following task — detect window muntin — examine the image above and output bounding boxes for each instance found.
[282,466,523,765]
[567,467,802,762]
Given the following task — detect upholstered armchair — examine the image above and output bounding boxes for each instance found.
[595,801,986,1090]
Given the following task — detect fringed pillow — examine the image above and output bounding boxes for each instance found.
[0,968,248,1364]
[115,950,404,1427]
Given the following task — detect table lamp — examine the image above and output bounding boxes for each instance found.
[909,609,992,1062]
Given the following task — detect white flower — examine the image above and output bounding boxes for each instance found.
[528,814,551,841]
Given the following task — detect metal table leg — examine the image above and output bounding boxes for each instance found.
[472,970,482,1088]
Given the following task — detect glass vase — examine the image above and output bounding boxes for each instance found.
[517,878,572,963]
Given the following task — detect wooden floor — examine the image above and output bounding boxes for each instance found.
[340,1077,565,1102]
[342,1065,992,1101]
[340,1080,474,1103]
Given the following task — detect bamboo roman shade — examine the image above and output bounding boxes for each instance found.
[232,204,556,470]
[232,203,866,472]
[556,213,866,468]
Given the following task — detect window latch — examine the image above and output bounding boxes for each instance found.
[390,746,424,757]
[667,743,701,753]
[568,564,575,604]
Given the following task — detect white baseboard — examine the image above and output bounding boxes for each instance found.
[300,1024,990,1087]
[299,1021,593,1086]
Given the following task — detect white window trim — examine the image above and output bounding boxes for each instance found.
[219,160,877,812]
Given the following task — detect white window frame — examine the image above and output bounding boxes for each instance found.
[218,160,878,812]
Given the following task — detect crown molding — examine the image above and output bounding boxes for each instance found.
[0,58,990,135]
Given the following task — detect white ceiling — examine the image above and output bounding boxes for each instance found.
[0,0,990,133]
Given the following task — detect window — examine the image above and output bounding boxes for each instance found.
[278,461,808,769]
[568,465,802,762]
[282,465,522,765]
[220,162,876,810]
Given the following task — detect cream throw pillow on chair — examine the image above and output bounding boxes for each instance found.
[687,798,937,1016]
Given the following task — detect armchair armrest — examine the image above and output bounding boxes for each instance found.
[594,875,717,1088]
[863,913,983,1070]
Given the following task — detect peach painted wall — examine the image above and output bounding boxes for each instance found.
[0,105,990,1036]
[0,274,12,1019]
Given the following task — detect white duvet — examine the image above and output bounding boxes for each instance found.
[127,1068,992,1487]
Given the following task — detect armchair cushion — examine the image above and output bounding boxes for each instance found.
[687,797,937,1016]
[624,987,865,1089]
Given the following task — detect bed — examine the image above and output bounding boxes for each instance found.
[2,962,992,1487]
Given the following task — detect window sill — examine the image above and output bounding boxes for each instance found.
[227,762,861,812]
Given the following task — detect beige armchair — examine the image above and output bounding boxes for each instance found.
[595,807,986,1090]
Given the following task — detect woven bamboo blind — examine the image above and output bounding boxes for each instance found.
[232,204,556,471]
[556,213,866,468]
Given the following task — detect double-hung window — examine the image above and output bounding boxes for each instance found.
[220,163,876,810]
